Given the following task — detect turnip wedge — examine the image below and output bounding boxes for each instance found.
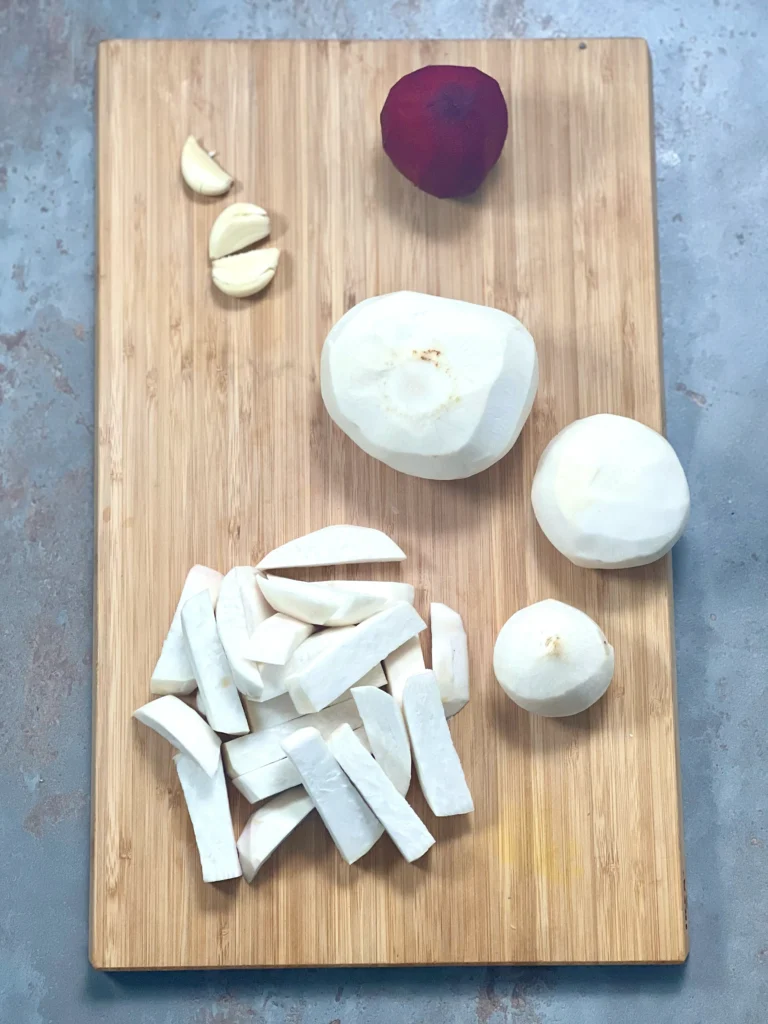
[402,671,474,817]
[256,574,387,627]
[215,567,272,699]
[282,726,382,864]
[133,695,221,777]
[351,686,410,796]
[287,602,426,713]
[237,788,314,882]
[246,613,315,666]
[150,565,223,695]
[174,753,241,882]
[257,525,405,570]
[431,602,470,718]
[181,591,249,735]
[383,635,426,706]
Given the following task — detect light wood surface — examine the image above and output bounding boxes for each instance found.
[92,38,687,969]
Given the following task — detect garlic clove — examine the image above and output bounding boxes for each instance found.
[211,248,279,298]
[181,136,233,196]
[209,203,271,259]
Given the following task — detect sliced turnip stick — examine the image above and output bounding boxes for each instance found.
[237,789,315,882]
[231,727,371,802]
[174,753,242,882]
[133,695,221,777]
[223,698,363,777]
[320,580,415,606]
[181,591,249,735]
[351,686,411,796]
[282,727,382,864]
[329,724,434,862]
[257,574,387,627]
[256,627,355,701]
[383,635,426,706]
[288,602,426,713]
[215,567,271,699]
[257,525,405,570]
[402,671,474,817]
[246,613,315,666]
[150,565,223,695]
[431,602,470,718]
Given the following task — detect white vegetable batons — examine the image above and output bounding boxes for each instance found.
[150,565,223,695]
[282,727,382,864]
[257,525,405,570]
[174,753,241,882]
[133,695,221,777]
[246,613,315,666]
[237,789,315,882]
[223,698,364,777]
[431,602,470,718]
[351,686,411,796]
[288,601,427,713]
[215,567,272,698]
[231,727,371,803]
[531,413,691,569]
[254,627,356,702]
[321,291,538,480]
[383,635,426,706]
[402,671,474,817]
[180,591,249,735]
[256,574,387,627]
[329,724,434,862]
[246,660,385,728]
[493,599,615,717]
[320,580,415,607]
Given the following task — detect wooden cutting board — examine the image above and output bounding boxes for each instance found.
[92,38,687,969]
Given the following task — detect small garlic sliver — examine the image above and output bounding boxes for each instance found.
[181,136,233,196]
[209,203,271,259]
[212,248,280,299]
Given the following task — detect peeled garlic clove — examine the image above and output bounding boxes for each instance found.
[209,203,271,259]
[211,248,279,298]
[181,136,233,196]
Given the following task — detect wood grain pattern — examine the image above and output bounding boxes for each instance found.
[92,38,687,969]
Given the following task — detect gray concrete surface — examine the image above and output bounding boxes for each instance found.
[1,0,766,1020]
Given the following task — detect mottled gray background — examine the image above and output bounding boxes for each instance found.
[1,0,765,1021]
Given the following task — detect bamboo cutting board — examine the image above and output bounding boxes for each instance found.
[92,38,688,969]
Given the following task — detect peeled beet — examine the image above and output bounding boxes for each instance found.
[380,65,508,199]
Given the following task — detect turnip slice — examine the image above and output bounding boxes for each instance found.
[195,691,207,720]
[254,627,355,702]
[402,671,473,817]
[215,567,271,699]
[247,613,315,666]
[133,694,221,777]
[174,753,241,882]
[223,698,363,777]
[329,724,434,862]
[257,574,387,627]
[282,727,382,864]
[245,661,385,729]
[383,635,426,706]
[150,565,223,695]
[431,602,470,718]
[493,599,614,717]
[351,686,410,796]
[320,580,415,606]
[287,602,426,713]
[181,591,249,735]
[231,727,371,802]
[531,413,691,569]
[257,525,405,570]
[237,789,315,882]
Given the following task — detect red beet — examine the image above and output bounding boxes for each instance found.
[380,65,508,199]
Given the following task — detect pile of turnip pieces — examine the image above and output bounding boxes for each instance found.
[133,525,472,884]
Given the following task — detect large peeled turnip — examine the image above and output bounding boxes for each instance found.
[531,414,690,569]
[321,291,538,480]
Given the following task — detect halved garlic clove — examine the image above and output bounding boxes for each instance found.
[209,203,271,259]
[211,247,279,298]
[181,136,233,196]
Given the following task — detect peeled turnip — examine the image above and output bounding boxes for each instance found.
[321,291,538,480]
[215,567,271,699]
[430,602,469,718]
[531,414,690,569]
[257,525,405,570]
[256,574,387,627]
[150,565,223,695]
[493,599,614,717]
[133,694,221,777]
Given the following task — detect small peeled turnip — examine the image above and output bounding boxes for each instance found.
[493,599,614,717]
[321,291,538,480]
[381,65,508,199]
[531,414,690,569]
